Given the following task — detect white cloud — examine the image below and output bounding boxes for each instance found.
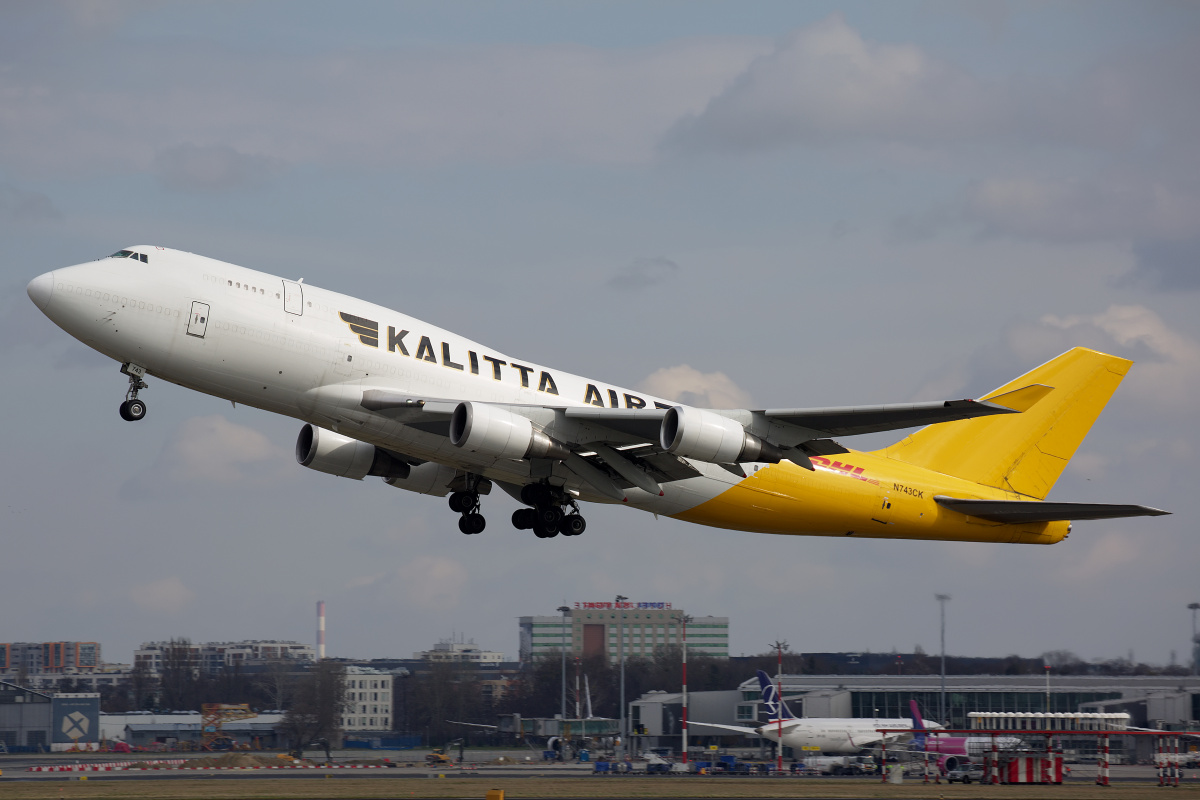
[1059,532,1141,584]
[128,576,194,615]
[126,415,291,494]
[963,177,1200,243]
[667,15,1017,152]
[396,556,468,610]
[640,365,753,409]
[1040,305,1200,412]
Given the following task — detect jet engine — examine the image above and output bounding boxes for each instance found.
[659,406,782,464]
[449,401,570,460]
[295,424,410,481]
[938,755,963,773]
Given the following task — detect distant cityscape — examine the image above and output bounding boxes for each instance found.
[2,600,1198,754]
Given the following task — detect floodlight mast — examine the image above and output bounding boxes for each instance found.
[615,594,628,761]
[558,604,570,759]
[678,612,692,764]
[1189,603,1200,676]
[936,594,950,725]
[771,640,788,773]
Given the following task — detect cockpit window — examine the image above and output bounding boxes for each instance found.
[107,250,149,263]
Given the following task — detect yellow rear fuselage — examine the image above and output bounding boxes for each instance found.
[675,451,1069,545]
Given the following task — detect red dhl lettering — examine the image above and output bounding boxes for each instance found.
[810,456,870,481]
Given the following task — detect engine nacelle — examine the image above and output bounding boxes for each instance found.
[449,402,569,460]
[383,462,459,497]
[295,424,409,481]
[938,755,962,773]
[659,406,782,464]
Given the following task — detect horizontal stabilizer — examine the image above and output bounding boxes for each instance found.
[934,496,1170,523]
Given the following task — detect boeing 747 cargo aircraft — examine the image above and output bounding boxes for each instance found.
[27,246,1167,539]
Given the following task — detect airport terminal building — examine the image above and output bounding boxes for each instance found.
[520,601,729,662]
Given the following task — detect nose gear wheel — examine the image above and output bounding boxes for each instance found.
[118,363,149,422]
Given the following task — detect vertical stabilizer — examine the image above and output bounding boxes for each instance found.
[879,348,1131,499]
[909,700,928,749]
[755,670,796,720]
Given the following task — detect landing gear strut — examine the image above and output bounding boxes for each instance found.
[513,483,586,538]
[449,475,486,534]
[119,363,148,422]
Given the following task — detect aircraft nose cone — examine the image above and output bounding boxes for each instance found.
[27,271,55,310]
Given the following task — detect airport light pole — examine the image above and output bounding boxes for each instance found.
[1189,603,1200,676]
[558,604,570,759]
[936,593,950,725]
[1045,663,1051,713]
[771,640,788,774]
[678,613,691,764]
[615,595,628,761]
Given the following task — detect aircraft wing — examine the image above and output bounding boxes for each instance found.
[352,389,1028,501]
[934,496,1170,523]
[687,721,761,736]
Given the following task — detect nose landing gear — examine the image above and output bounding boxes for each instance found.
[119,363,149,422]
[513,483,586,538]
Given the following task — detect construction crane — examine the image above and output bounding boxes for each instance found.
[201,703,257,750]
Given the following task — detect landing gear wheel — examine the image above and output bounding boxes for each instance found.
[458,513,486,535]
[534,518,559,538]
[512,508,536,530]
[520,483,553,506]
[559,514,586,537]
[125,398,147,421]
[537,505,563,529]
[119,363,149,422]
[448,491,478,513]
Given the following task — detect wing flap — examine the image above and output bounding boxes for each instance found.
[563,407,667,441]
[934,496,1170,523]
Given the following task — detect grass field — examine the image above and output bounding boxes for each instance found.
[2,776,1199,800]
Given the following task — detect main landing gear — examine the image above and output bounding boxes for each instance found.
[449,490,486,535]
[449,473,488,535]
[118,363,148,422]
[512,483,586,539]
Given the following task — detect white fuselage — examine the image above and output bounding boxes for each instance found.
[755,717,920,754]
[28,247,738,513]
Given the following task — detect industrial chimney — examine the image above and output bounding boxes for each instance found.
[317,600,326,660]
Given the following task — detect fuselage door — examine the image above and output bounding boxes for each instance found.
[283,280,304,315]
[187,301,210,338]
[873,482,894,526]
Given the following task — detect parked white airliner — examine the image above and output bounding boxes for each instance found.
[690,671,932,754]
[27,247,1166,538]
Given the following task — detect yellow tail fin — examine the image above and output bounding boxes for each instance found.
[879,348,1132,499]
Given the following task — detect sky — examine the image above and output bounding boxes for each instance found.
[2,1,1197,672]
